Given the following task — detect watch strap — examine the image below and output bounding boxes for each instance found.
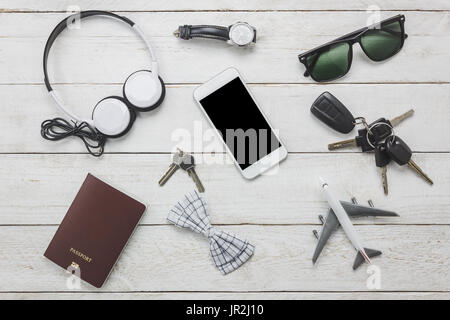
[176,25,230,41]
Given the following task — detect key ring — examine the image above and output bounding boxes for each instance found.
[353,117,373,135]
[366,122,395,149]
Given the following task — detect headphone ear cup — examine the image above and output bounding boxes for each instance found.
[121,105,137,137]
[123,70,166,112]
[154,76,166,109]
[92,96,134,138]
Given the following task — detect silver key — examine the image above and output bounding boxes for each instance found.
[328,109,415,150]
[380,166,388,195]
[389,109,414,127]
[328,138,356,150]
[375,144,391,195]
[179,153,205,193]
[158,149,184,186]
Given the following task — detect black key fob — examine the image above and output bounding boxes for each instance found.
[355,128,374,152]
[310,92,355,134]
[357,118,393,152]
[369,118,393,143]
[386,136,412,166]
[375,143,391,167]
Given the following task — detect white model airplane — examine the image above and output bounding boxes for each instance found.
[313,178,399,270]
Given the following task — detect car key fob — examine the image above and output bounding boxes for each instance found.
[310,92,355,134]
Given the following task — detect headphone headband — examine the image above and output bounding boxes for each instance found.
[41,10,165,156]
[43,10,157,92]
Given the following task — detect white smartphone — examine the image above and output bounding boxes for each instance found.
[193,67,288,179]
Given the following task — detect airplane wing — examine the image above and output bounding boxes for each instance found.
[312,208,339,264]
[312,201,398,265]
[340,201,399,218]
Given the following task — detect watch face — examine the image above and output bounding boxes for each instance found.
[229,23,254,46]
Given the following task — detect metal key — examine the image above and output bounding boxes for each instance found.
[390,109,414,126]
[158,149,184,186]
[329,118,388,152]
[375,143,391,195]
[328,109,414,150]
[385,136,433,185]
[327,137,357,151]
[179,152,205,193]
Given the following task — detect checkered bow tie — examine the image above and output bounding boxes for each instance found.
[168,191,255,275]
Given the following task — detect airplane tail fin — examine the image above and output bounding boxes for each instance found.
[353,248,382,270]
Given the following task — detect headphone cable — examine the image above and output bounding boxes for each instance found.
[41,118,106,157]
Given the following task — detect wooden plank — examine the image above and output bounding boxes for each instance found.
[1,0,450,12]
[1,0,448,12]
[1,84,449,153]
[0,225,448,291]
[1,292,449,300]
[0,154,447,225]
[3,11,448,38]
[0,12,448,84]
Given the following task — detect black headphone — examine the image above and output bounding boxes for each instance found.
[41,10,165,156]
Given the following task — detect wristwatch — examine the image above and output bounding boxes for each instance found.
[174,22,257,47]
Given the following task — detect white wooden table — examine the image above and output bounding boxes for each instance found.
[1,1,449,300]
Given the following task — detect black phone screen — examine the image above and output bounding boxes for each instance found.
[199,77,281,170]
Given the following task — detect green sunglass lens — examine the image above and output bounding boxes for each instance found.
[360,21,403,61]
[306,42,350,81]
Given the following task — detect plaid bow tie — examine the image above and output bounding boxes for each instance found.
[168,191,255,275]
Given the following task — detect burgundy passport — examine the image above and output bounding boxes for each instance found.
[44,173,146,288]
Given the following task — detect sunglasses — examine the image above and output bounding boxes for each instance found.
[298,15,408,82]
